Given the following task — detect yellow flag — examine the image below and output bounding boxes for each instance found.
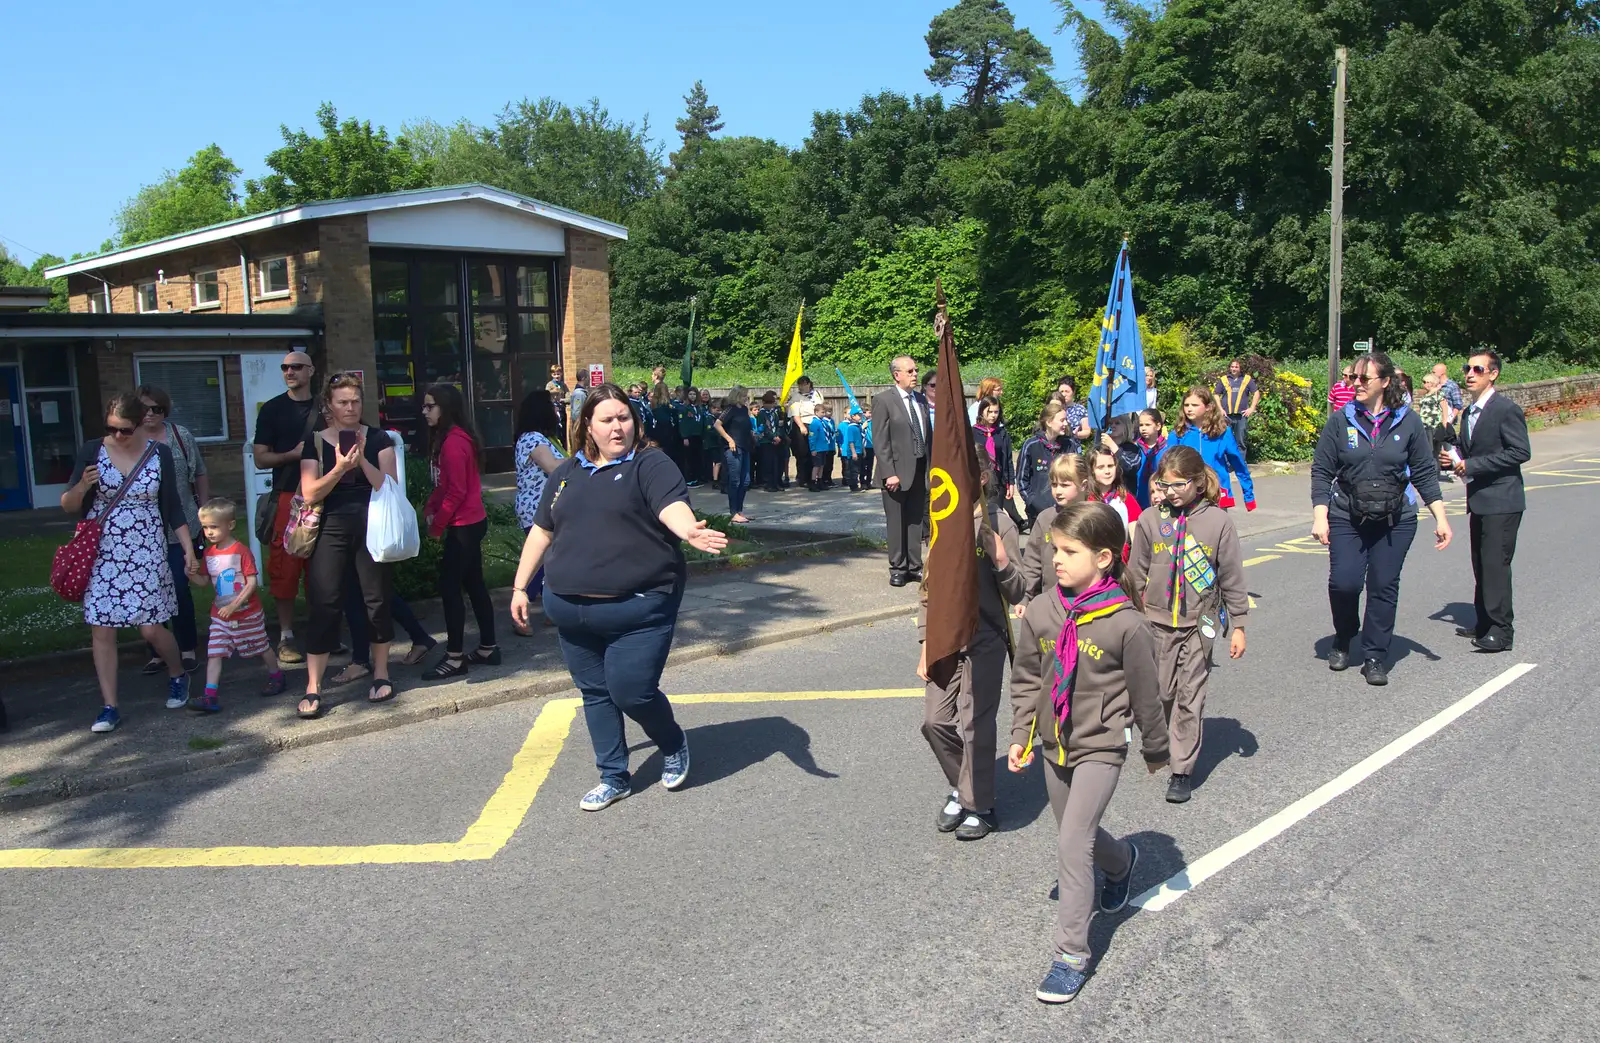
[778,302,805,404]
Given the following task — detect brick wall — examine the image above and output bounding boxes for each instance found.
[1502,374,1600,418]
[560,230,613,388]
[66,225,320,316]
[315,216,377,424]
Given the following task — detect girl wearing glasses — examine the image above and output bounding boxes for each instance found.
[63,393,198,733]
[1128,445,1249,805]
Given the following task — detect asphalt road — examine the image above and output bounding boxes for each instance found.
[4,454,1600,1041]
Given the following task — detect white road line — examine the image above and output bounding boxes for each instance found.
[1132,661,1538,912]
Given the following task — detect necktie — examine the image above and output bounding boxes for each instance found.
[1467,404,1481,441]
[907,391,926,458]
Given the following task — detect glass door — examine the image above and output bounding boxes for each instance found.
[0,367,31,511]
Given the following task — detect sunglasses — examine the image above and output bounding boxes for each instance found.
[1349,373,1380,384]
[281,363,310,373]
[106,424,137,437]
[142,403,166,415]
[1462,363,1492,375]
[1154,478,1194,492]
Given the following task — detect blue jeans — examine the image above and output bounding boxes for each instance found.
[724,447,751,515]
[545,586,686,789]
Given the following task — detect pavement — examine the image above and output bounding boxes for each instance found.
[1,420,1597,1041]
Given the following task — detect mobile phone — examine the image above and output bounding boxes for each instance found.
[338,429,359,454]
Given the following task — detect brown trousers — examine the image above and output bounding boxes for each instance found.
[921,640,1007,812]
[1150,622,1213,776]
[1044,759,1128,959]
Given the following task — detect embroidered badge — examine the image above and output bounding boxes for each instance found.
[1180,534,1215,595]
[1199,613,1218,640]
[1347,426,1359,449]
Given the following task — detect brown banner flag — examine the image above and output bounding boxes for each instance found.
[922,278,981,688]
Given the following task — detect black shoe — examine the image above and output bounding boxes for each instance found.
[1471,634,1512,653]
[1099,841,1139,913]
[904,568,923,583]
[954,809,998,840]
[467,645,502,666]
[936,793,963,833]
[1362,659,1389,686]
[1455,626,1479,638]
[889,572,908,587]
[1328,646,1351,671]
[1165,774,1192,804]
[141,656,164,676]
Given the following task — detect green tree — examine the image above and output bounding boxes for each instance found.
[245,103,430,212]
[670,80,725,172]
[114,145,243,246]
[0,247,68,311]
[925,0,1053,112]
[407,98,660,223]
[809,219,1000,365]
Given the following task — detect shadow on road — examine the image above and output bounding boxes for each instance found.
[1193,717,1258,789]
[1429,601,1476,631]
[627,715,841,794]
[1312,632,1441,668]
[1087,828,1185,972]
[993,752,1050,833]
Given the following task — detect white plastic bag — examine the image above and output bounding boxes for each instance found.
[366,475,421,562]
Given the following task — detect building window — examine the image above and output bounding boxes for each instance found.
[87,295,105,314]
[134,356,228,440]
[193,269,220,307]
[258,257,289,297]
[137,282,158,313]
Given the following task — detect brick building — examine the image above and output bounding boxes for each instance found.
[0,184,625,511]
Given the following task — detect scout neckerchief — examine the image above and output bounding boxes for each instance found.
[1162,502,1217,626]
[1026,575,1131,764]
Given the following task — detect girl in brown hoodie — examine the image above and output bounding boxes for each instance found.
[1008,501,1169,1004]
[1127,445,1249,806]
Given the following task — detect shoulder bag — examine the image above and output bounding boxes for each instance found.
[51,443,158,602]
[283,430,331,559]
[259,409,319,547]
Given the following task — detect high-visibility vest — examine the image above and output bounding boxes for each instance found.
[1217,375,1254,415]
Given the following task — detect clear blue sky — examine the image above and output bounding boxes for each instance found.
[0,0,1094,265]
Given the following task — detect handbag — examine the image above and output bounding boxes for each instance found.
[283,494,323,559]
[1344,476,1405,524]
[257,410,318,546]
[51,443,158,602]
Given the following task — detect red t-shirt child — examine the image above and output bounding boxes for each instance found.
[205,541,264,620]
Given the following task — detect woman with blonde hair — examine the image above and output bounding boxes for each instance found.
[967,376,1004,424]
[1171,385,1255,511]
[1016,399,1074,529]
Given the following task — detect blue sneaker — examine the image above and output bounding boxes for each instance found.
[165,674,191,709]
[1036,955,1088,1003]
[661,739,690,791]
[1099,841,1139,913]
[579,782,631,812]
[91,705,121,733]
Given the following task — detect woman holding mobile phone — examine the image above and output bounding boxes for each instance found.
[297,372,399,716]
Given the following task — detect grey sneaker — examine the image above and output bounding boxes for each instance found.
[579,782,631,812]
[661,739,691,791]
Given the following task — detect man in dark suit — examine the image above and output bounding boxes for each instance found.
[1439,350,1529,652]
[873,355,932,586]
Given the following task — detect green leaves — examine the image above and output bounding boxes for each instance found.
[114,145,243,247]
[244,103,430,213]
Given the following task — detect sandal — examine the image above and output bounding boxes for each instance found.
[141,656,165,676]
[297,694,323,719]
[367,679,397,703]
[466,646,502,666]
[424,657,467,680]
[401,641,436,666]
[512,621,534,638]
[331,663,370,686]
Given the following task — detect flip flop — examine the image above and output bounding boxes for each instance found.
[330,663,370,686]
[367,679,397,703]
[297,695,323,719]
[401,642,435,666]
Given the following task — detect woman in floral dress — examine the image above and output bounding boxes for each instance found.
[62,393,198,733]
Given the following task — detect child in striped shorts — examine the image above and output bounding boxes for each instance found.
[190,499,286,711]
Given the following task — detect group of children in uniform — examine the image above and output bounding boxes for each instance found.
[635,380,877,493]
[917,404,1251,1005]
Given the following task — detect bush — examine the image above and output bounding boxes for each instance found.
[393,462,445,601]
[1200,356,1322,462]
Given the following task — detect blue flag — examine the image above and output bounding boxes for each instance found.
[835,367,863,417]
[1088,241,1146,430]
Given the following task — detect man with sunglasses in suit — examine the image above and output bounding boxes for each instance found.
[1438,351,1529,652]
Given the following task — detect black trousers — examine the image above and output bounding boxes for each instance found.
[882,458,928,576]
[790,427,813,487]
[758,443,784,490]
[440,518,496,654]
[681,436,702,482]
[307,511,392,656]
[1327,513,1416,663]
[1469,512,1520,642]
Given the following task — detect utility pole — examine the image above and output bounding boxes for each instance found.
[1327,45,1348,411]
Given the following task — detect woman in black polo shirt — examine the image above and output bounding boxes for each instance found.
[1310,351,1452,686]
[510,383,729,811]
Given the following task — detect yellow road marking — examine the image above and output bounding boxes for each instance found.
[1242,554,1281,567]
[0,690,921,871]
